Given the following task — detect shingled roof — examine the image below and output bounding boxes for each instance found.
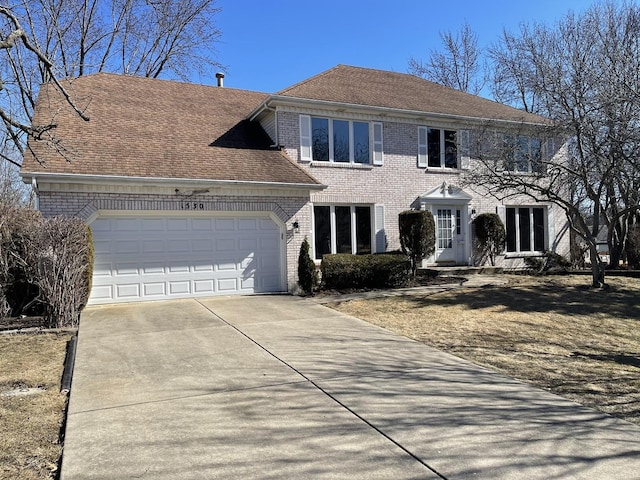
[276,65,548,125]
[22,73,320,186]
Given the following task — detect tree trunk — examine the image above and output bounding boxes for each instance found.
[588,243,606,288]
[609,241,624,269]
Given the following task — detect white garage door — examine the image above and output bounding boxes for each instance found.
[89,214,283,304]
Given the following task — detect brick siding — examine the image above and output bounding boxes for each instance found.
[38,190,312,291]
[278,110,571,266]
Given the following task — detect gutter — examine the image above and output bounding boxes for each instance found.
[21,172,327,191]
[248,95,550,128]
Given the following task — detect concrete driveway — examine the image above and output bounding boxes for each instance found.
[61,296,640,479]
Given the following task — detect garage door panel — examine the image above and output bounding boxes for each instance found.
[141,218,164,231]
[115,240,140,254]
[142,239,164,253]
[191,218,212,229]
[143,283,166,296]
[238,238,258,250]
[192,239,213,252]
[238,218,257,230]
[193,263,214,272]
[116,283,140,298]
[167,219,189,231]
[194,279,214,293]
[259,218,278,230]
[215,218,235,230]
[168,264,190,274]
[115,263,139,276]
[93,262,114,277]
[218,278,238,292]
[215,238,236,251]
[115,218,140,232]
[89,214,283,304]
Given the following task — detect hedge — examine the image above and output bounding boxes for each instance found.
[321,253,411,290]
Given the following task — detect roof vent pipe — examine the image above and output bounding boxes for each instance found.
[215,72,225,87]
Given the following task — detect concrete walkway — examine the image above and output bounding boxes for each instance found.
[61,295,640,479]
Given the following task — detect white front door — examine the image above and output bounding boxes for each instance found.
[434,206,466,264]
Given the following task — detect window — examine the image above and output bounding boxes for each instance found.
[300,115,383,165]
[503,135,543,173]
[506,207,545,253]
[436,209,453,249]
[313,205,372,259]
[418,127,458,168]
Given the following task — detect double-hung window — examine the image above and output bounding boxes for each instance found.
[313,205,372,260]
[300,115,383,165]
[503,135,544,173]
[505,207,545,253]
[418,127,458,169]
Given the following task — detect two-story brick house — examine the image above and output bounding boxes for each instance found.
[251,65,569,267]
[21,65,569,304]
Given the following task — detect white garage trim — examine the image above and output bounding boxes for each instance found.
[88,210,286,305]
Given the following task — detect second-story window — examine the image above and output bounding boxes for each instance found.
[418,127,458,169]
[503,135,544,173]
[300,115,383,165]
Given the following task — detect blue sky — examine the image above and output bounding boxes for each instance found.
[201,0,599,94]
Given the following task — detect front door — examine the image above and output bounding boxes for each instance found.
[434,207,465,264]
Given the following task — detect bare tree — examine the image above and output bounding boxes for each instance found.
[1,0,221,171]
[1,5,89,168]
[465,2,640,287]
[489,28,542,114]
[409,22,486,95]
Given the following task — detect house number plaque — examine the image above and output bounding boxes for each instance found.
[180,202,205,210]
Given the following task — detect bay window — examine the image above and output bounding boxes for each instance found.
[313,205,372,259]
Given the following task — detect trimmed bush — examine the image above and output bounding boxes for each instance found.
[473,213,506,266]
[399,210,435,276]
[34,217,93,328]
[0,202,42,317]
[297,237,318,295]
[0,201,93,327]
[321,253,410,290]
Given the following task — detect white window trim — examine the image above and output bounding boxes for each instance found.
[502,134,547,174]
[300,115,383,165]
[417,126,461,170]
[312,204,375,259]
[505,206,548,255]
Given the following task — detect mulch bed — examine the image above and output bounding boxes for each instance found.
[315,275,466,296]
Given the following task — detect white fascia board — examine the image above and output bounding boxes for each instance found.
[250,95,550,129]
[20,172,327,191]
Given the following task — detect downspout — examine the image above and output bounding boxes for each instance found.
[31,177,40,211]
[272,108,279,148]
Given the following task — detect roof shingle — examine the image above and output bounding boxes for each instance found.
[277,65,548,124]
[22,73,320,186]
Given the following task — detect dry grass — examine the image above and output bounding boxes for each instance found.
[331,274,640,425]
[0,333,71,480]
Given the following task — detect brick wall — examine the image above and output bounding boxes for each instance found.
[277,110,571,265]
[38,190,312,291]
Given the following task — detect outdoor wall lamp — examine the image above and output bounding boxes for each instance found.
[292,221,300,234]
